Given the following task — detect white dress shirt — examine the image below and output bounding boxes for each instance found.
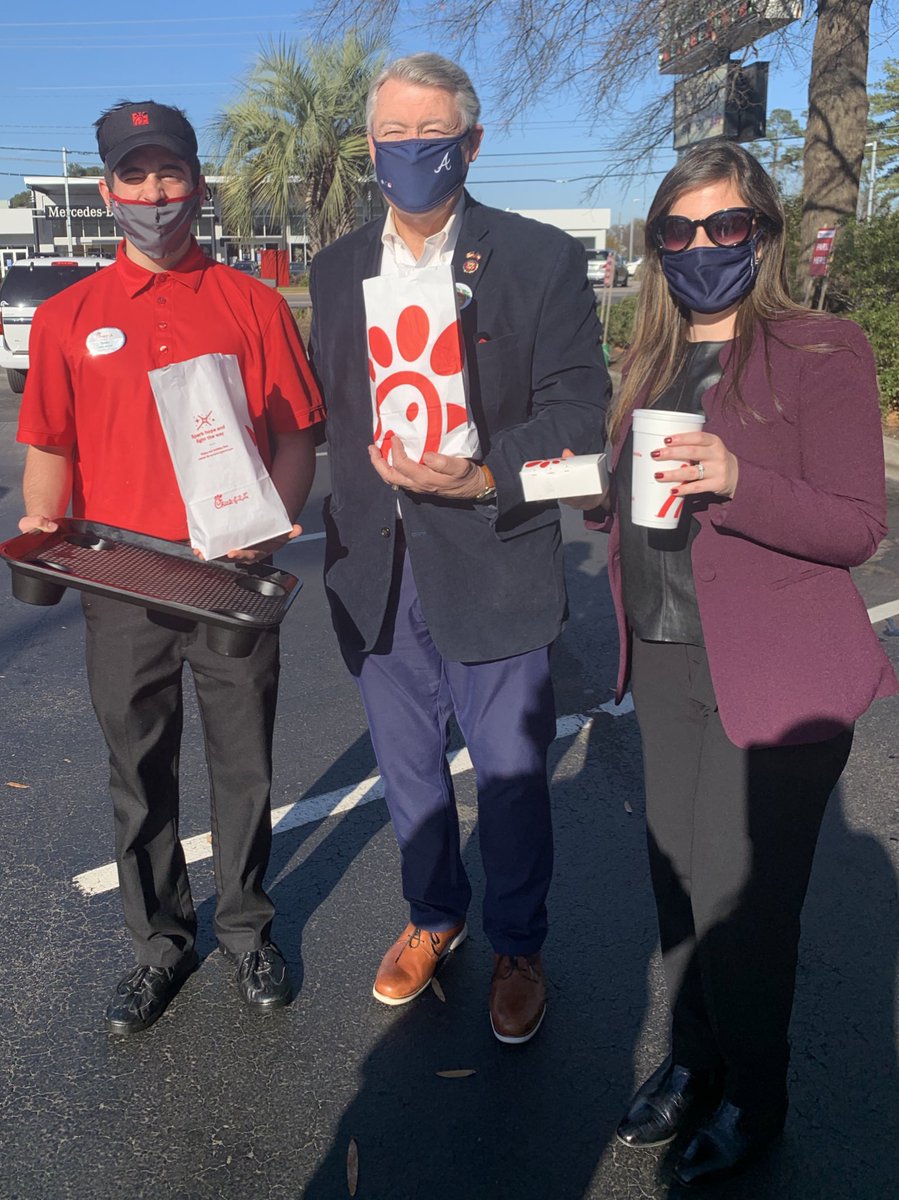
[379,194,465,276]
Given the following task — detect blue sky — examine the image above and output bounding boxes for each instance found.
[2,3,896,225]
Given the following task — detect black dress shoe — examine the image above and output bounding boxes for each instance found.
[221,942,292,1011]
[105,952,199,1035]
[616,1058,722,1148]
[673,1098,787,1187]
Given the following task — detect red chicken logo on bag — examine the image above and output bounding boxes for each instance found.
[368,305,468,462]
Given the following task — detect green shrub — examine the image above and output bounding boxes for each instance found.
[782,194,804,299]
[602,296,639,349]
[828,212,899,309]
[850,302,899,415]
[827,213,899,415]
[293,307,313,343]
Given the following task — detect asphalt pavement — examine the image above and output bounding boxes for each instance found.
[0,373,897,1200]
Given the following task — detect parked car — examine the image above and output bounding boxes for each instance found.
[585,248,629,288]
[627,256,643,278]
[0,256,112,393]
[229,258,258,275]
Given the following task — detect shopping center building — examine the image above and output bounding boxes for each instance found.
[0,175,610,276]
[0,175,318,275]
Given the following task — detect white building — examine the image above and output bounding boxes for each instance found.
[0,176,313,276]
[0,201,38,272]
[512,208,612,250]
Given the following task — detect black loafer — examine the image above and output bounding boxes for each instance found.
[617,1058,722,1148]
[221,942,292,1011]
[105,952,199,1035]
[673,1098,786,1187]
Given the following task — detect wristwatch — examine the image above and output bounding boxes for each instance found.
[473,463,497,502]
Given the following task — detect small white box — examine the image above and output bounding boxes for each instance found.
[520,453,609,502]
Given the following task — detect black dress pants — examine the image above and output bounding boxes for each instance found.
[630,639,853,1108]
[82,593,280,968]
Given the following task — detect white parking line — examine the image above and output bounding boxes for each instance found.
[867,599,899,625]
[71,713,593,896]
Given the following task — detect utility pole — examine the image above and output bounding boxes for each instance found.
[61,147,74,256]
[865,140,878,220]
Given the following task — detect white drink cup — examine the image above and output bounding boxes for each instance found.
[631,408,707,529]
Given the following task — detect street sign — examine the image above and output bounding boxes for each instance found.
[659,0,802,76]
[809,228,836,277]
[673,61,768,148]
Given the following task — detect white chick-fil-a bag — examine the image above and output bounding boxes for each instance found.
[148,352,291,560]
[363,265,480,463]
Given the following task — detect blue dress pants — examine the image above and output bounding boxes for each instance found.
[342,541,556,957]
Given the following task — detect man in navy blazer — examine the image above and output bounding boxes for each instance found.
[309,52,610,1042]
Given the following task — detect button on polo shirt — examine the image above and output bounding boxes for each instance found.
[19,240,324,540]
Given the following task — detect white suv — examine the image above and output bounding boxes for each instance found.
[585,249,629,288]
[0,256,112,393]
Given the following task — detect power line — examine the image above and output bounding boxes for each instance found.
[0,145,95,155]
[3,40,295,51]
[0,14,301,27]
[15,83,231,92]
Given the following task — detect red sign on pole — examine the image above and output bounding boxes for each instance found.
[603,256,615,287]
[809,228,836,278]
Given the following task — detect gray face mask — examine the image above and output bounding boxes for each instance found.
[109,187,202,259]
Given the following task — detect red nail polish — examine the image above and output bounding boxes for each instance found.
[670,488,679,495]
[664,437,673,445]
[650,449,661,459]
[654,472,664,480]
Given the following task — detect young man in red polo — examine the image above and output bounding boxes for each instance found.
[16,101,324,1034]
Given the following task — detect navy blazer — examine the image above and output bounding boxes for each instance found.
[309,194,611,662]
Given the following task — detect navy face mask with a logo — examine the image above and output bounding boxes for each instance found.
[661,236,762,315]
[372,132,470,214]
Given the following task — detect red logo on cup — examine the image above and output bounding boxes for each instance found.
[656,493,684,520]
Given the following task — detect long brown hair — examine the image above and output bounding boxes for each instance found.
[608,139,808,444]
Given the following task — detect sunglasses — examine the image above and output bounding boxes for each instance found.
[652,207,761,253]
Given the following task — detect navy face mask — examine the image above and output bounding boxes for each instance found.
[372,132,470,214]
[661,235,763,315]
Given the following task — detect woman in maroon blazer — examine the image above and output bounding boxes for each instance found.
[575,140,897,1188]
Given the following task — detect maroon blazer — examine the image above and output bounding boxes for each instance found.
[594,315,898,748]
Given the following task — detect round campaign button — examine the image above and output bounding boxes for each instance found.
[454,282,473,309]
[85,327,126,356]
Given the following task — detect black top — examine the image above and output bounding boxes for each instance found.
[618,340,729,645]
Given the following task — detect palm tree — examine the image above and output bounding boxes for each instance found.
[215,32,384,256]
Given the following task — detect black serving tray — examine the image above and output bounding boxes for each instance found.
[0,518,302,657]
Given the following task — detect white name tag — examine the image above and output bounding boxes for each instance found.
[86,327,126,356]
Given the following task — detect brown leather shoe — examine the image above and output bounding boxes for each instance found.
[372,922,467,1006]
[489,953,546,1044]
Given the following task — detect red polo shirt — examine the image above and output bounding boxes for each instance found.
[18,240,324,540]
